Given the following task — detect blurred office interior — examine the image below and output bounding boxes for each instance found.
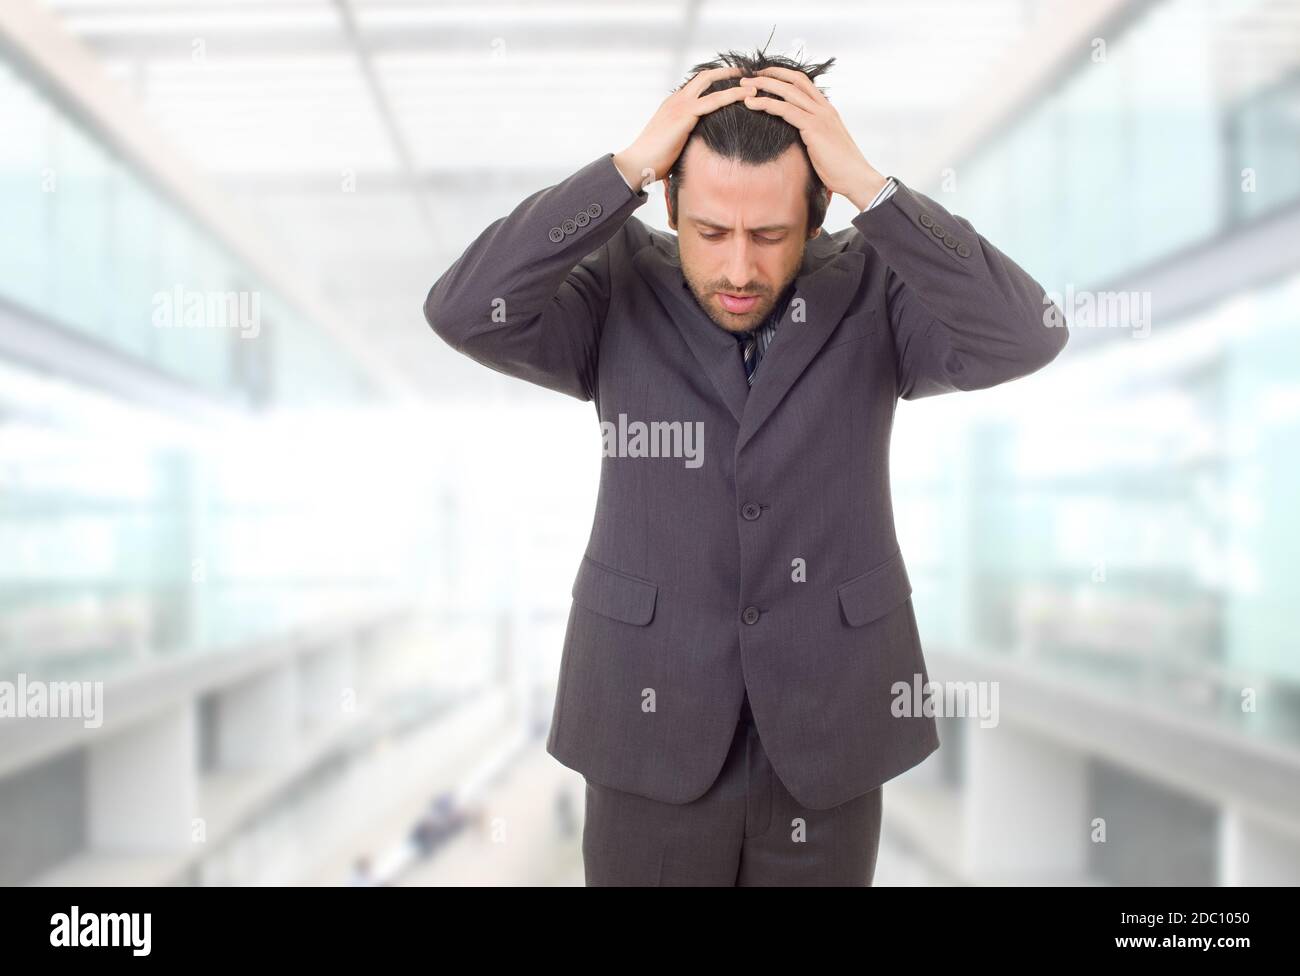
[1,0,1298,885]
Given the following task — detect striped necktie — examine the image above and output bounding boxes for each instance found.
[736,285,793,386]
[740,329,760,382]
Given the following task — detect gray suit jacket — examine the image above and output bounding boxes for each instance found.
[423,152,1068,809]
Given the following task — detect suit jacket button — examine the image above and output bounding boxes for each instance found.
[919,213,934,228]
[548,226,564,243]
[956,242,972,257]
[943,235,958,248]
[575,210,590,227]
[587,203,602,219]
[931,224,946,238]
[562,217,577,235]
[741,502,761,520]
[742,606,760,625]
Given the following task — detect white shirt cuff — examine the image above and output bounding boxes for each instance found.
[861,177,897,212]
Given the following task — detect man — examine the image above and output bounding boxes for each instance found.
[423,49,1069,885]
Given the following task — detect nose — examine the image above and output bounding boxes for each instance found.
[721,238,760,293]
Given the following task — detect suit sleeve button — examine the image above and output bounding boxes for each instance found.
[548,226,565,243]
[562,218,577,235]
[956,242,972,258]
[587,203,602,219]
[919,213,934,228]
[575,210,590,227]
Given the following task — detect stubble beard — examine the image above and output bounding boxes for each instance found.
[680,249,805,335]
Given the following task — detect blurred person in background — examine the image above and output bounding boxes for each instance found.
[347,855,376,887]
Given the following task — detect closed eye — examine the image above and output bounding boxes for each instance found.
[700,231,786,244]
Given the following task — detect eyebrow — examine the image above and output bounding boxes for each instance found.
[686,215,793,233]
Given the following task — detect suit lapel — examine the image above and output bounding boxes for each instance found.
[632,232,865,448]
[735,247,864,453]
[633,240,749,426]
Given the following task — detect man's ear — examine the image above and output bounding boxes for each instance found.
[663,180,676,230]
[808,188,832,239]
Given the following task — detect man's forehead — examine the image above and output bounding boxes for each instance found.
[678,143,808,229]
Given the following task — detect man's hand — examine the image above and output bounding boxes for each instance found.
[613,66,752,192]
[739,67,888,210]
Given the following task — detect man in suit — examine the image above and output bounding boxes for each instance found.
[422,49,1069,885]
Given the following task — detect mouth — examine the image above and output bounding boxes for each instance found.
[716,292,760,314]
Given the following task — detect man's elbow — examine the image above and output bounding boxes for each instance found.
[978,303,1069,389]
[1037,298,1070,366]
[422,283,467,353]
[1017,294,1069,374]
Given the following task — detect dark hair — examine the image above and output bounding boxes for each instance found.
[667,42,837,233]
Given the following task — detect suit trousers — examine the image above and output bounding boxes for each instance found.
[581,705,883,886]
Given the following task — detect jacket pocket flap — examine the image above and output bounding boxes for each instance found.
[572,556,657,626]
[837,549,912,627]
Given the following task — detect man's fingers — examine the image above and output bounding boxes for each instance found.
[741,93,814,129]
[693,84,753,115]
[739,75,820,114]
[682,64,743,97]
[755,65,829,105]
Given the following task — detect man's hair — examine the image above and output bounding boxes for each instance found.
[667,45,837,233]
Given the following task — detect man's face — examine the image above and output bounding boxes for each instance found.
[668,140,822,334]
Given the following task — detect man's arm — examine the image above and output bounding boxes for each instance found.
[424,66,750,402]
[736,66,1068,400]
[422,152,648,401]
[851,181,1069,400]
